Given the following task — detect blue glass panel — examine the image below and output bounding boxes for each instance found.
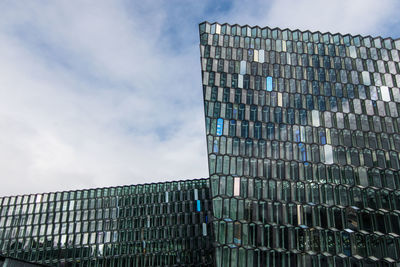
[213,140,219,153]
[320,132,326,144]
[299,143,307,162]
[197,200,201,211]
[295,130,301,142]
[266,76,273,91]
[216,118,224,136]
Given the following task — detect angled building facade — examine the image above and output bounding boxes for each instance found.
[1,22,400,267]
[199,22,400,266]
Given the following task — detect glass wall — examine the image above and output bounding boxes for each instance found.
[0,179,213,266]
[200,22,400,266]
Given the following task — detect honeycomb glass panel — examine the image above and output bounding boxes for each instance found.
[0,179,213,266]
[200,22,400,266]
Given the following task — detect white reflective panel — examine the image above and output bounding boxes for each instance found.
[259,50,265,63]
[277,92,282,106]
[336,112,344,128]
[234,177,240,196]
[391,50,400,62]
[240,60,246,75]
[392,87,400,102]
[61,234,67,245]
[353,99,362,114]
[312,110,320,127]
[282,40,287,52]
[300,126,306,142]
[385,73,394,87]
[362,71,371,85]
[194,188,198,200]
[324,145,334,164]
[377,101,386,116]
[365,100,374,115]
[35,195,42,203]
[165,191,169,203]
[203,72,209,86]
[205,23,211,33]
[349,46,357,58]
[373,73,382,86]
[395,39,400,50]
[370,86,378,100]
[381,86,391,101]
[324,111,332,128]
[216,24,221,34]
[202,223,207,236]
[389,102,398,117]
[389,61,397,74]
[342,98,350,113]
[276,40,282,52]
[238,74,243,88]
[297,204,303,225]
[254,50,259,62]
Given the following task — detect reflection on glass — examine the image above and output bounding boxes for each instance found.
[312,110,320,127]
[324,145,333,164]
[258,50,265,63]
[266,76,273,91]
[216,118,224,136]
[238,74,243,88]
[234,177,240,196]
[240,60,246,75]
[381,86,390,102]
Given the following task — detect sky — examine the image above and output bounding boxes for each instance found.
[0,0,399,197]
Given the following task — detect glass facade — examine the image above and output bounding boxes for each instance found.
[0,179,213,266]
[200,22,400,266]
[1,254,46,267]
[1,22,400,267]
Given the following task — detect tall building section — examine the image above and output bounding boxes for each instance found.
[200,22,400,266]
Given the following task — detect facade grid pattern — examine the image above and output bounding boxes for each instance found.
[0,179,213,267]
[199,22,400,266]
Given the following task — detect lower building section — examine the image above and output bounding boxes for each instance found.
[210,175,400,267]
[0,179,213,267]
[1,176,400,266]
[0,254,48,267]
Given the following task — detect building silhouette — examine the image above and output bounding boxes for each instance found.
[1,22,400,266]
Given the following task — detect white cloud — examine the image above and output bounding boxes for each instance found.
[224,0,400,37]
[0,0,398,196]
[0,1,209,196]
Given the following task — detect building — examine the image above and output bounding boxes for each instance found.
[200,22,400,266]
[0,253,47,267]
[0,179,213,266]
[1,22,400,266]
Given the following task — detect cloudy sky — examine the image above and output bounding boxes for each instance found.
[0,0,399,196]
